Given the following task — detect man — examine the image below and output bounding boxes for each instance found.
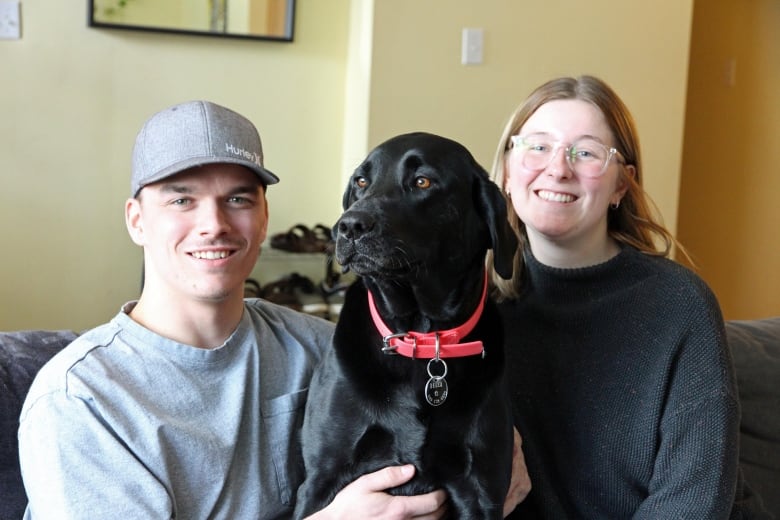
[18,100,448,519]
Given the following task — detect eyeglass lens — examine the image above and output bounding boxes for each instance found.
[515,136,613,177]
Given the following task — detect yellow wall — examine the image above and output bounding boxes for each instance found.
[1,0,349,330]
[368,0,694,236]
[678,0,780,319]
[1,0,695,330]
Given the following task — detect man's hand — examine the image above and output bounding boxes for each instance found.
[307,465,447,520]
[503,427,532,517]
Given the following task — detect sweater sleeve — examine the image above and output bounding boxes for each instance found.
[634,281,740,519]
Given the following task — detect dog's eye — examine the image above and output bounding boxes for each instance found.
[355,176,369,189]
[415,177,432,189]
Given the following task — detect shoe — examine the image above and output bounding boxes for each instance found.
[311,224,335,253]
[244,278,262,298]
[259,273,316,310]
[270,224,326,253]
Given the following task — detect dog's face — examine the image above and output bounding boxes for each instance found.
[334,132,516,282]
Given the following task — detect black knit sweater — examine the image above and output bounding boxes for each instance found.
[501,245,745,519]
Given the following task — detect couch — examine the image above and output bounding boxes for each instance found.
[2,320,779,519]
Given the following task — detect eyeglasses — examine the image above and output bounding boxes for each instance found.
[509,134,624,178]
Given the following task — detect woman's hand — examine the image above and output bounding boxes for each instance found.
[503,427,532,517]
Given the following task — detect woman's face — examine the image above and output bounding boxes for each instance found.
[505,99,628,256]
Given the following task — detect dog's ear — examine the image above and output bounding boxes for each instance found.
[473,164,518,280]
[342,179,355,210]
[343,159,371,210]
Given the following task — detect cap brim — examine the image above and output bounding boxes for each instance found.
[134,156,279,196]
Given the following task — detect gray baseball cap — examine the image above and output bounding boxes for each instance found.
[131,100,280,196]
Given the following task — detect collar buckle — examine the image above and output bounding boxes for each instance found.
[382,332,412,355]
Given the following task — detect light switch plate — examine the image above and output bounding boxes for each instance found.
[0,1,21,40]
[461,28,484,65]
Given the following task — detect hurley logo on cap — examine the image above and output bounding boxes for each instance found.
[225,143,262,167]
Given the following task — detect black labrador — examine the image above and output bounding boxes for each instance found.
[294,132,518,519]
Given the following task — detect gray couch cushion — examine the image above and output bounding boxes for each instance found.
[0,330,77,520]
[726,318,780,518]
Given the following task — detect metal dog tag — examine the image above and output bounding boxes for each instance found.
[425,375,448,406]
[425,358,448,406]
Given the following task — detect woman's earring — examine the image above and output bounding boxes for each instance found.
[610,200,621,210]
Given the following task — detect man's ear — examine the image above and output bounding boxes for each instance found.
[259,195,270,243]
[125,197,145,246]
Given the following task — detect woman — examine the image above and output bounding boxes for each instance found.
[489,76,760,518]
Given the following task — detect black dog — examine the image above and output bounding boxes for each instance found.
[294,132,518,519]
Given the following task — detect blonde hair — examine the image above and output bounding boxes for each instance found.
[488,75,685,300]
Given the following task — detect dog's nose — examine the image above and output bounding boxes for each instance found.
[337,211,375,240]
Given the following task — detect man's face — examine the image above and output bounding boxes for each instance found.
[126,163,268,304]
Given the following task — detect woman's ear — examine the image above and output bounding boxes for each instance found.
[125,197,145,246]
[623,163,637,183]
[613,164,635,202]
[503,156,512,190]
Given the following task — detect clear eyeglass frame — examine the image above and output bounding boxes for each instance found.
[509,135,624,178]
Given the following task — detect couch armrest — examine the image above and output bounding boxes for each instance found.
[726,318,780,518]
[0,330,78,519]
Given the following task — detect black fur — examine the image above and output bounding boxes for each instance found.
[294,132,518,519]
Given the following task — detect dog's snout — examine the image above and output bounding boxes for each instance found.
[337,211,376,240]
